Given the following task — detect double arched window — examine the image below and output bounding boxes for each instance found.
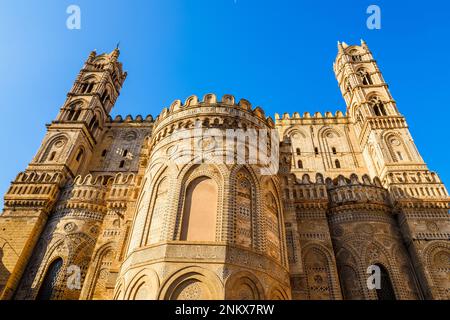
[66,103,82,121]
[369,97,388,116]
[357,69,373,85]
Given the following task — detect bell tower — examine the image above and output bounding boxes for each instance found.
[334,40,429,179]
[33,48,127,178]
[334,41,450,299]
[0,48,127,299]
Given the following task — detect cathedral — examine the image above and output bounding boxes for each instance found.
[0,41,448,300]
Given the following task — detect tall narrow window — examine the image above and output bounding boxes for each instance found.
[67,109,75,121]
[101,149,107,157]
[314,147,319,155]
[332,147,337,155]
[297,160,303,169]
[375,264,396,300]
[335,159,341,169]
[181,177,218,241]
[296,148,301,155]
[88,116,97,130]
[49,151,56,161]
[123,149,128,157]
[73,109,81,121]
[76,149,84,162]
[36,258,63,300]
[119,160,125,168]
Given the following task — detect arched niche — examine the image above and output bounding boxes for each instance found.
[180,176,218,241]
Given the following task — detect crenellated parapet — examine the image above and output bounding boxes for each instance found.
[384,170,449,203]
[3,171,65,212]
[275,110,347,125]
[326,174,390,209]
[54,174,113,214]
[108,114,154,124]
[150,94,275,142]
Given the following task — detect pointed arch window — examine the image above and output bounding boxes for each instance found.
[375,264,396,300]
[36,258,63,300]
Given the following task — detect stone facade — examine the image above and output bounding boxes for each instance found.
[0,41,449,300]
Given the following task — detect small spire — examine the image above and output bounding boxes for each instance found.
[111,42,121,60]
[360,39,369,51]
[337,41,344,53]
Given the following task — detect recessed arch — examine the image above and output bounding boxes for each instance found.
[158,266,223,300]
[225,271,265,300]
[180,176,218,242]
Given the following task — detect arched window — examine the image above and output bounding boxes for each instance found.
[332,147,337,155]
[67,103,82,121]
[88,116,96,130]
[375,264,396,300]
[180,177,218,242]
[76,149,84,162]
[357,69,373,85]
[49,151,56,161]
[297,160,303,169]
[296,148,301,155]
[80,82,95,94]
[370,97,387,116]
[397,151,403,161]
[119,160,125,168]
[100,90,109,103]
[314,147,319,155]
[335,159,341,169]
[123,149,128,157]
[36,258,63,300]
[101,149,107,157]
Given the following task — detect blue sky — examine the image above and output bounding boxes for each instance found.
[0,0,449,203]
